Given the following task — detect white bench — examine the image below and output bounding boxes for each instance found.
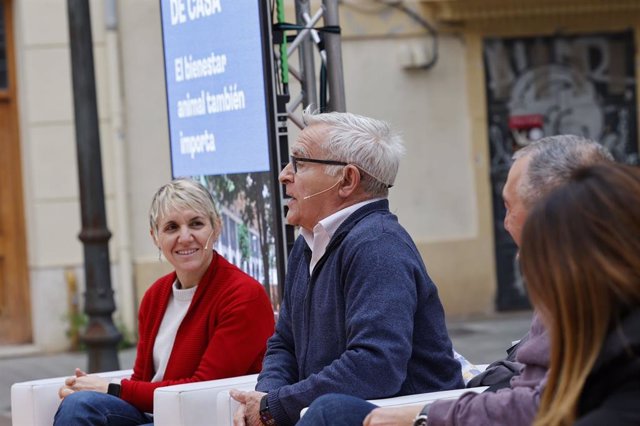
[10,371,253,426]
[10,369,132,426]
[297,386,488,418]
[153,374,258,426]
[12,366,488,425]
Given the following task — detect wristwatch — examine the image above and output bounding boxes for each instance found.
[412,404,430,426]
[107,383,121,398]
[259,394,276,426]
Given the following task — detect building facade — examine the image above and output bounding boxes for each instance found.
[1,0,638,352]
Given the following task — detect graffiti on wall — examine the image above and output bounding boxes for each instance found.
[483,31,638,310]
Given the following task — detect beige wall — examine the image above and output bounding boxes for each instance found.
[12,0,640,351]
[14,0,114,351]
[335,2,496,316]
[10,0,494,351]
[12,0,173,351]
[117,0,174,302]
[118,0,172,261]
[339,35,495,316]
[16,0,109,269]
[342,36,478,242]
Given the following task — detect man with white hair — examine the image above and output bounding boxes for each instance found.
[297,134,614,426]
[230,111,463,425]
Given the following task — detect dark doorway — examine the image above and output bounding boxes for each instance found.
[483,30,638,310]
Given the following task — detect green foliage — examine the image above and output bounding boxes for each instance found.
[62,311,87,351]
[238,223,251,263]
[205,172,275,302]
[62,312,136,351]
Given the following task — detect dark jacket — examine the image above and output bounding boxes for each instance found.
[575,308,640,425]
[256,199,463,425]
[466,332,528,391]
[427,313,549,426]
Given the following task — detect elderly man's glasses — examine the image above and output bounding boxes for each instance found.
[288,155,393,188]
[289,155,348,173]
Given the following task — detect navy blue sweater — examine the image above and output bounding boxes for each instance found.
[256,199,463,425]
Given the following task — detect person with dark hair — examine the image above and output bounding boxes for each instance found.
[54,178,275,426]
[521,163,640,426]
[298,135,614,426]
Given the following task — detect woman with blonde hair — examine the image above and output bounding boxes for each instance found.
[54,178,275,425]
[520,162,640,425]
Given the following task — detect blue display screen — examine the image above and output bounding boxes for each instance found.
[159,0,271,176]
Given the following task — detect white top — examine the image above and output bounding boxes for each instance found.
[151,280,197,382]
[301,198,383,275]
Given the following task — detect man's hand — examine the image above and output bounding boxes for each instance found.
[230,389,266,426]
[363,405,423,426]
[57,368,109,400]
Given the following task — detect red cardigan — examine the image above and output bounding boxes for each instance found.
[120,251,275,412]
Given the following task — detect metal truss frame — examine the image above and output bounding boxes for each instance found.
[270,0,346,276]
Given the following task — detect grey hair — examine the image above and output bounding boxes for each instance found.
[149,178,221,240]
[513,135,614,207]
[303,109,405,197]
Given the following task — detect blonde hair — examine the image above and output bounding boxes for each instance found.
[149,178,222,241]
[520,163,640,426]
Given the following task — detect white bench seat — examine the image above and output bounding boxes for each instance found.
[11,365,489,425]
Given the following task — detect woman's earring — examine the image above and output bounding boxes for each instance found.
[158,248,163,262]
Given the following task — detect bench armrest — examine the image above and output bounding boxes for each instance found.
[153,374,258,426]
[11,369,133,426]
[298,386,488,418]
[369,386,488,407]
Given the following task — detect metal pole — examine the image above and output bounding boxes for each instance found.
[67,0,121,373]
[294,0,318,110]
[322,0,346,112]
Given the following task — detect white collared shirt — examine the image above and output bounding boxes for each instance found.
[301,198,384,275]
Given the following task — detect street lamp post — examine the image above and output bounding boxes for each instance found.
[67,0,121,372]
